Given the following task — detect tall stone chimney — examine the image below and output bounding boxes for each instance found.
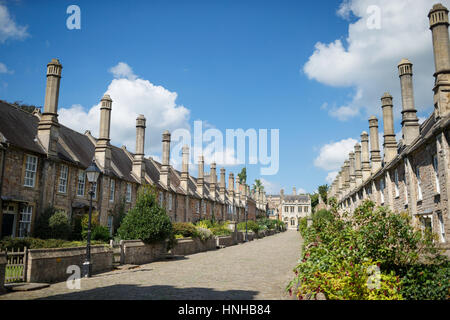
[349,152,356,190]
[197,155,204,196]
[228,173,235,193]
[210,162,217,198]
[360,131,371,181]
[293,187,297,195]
[343,160,350,194]
[429,4,450,118]
[369,116,382,174]
[180,145,189,192]
[95,94,113,172]
[132,115,146,183]
[381,93,398,163]
[160,130,171,187]
[398,59,420,145]
[280,189,284,202]
[354,143,363,186]
[38,58,62,158]
[219,168,226,201]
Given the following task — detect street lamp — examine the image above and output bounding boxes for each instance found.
[82,158,101,278]
[244,204,248,242]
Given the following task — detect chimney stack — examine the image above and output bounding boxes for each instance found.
[228,173,235,193]
[398,59,420,145]
[354,143,363,186]
[38,58,63,157]
[293,187,297,195]
[349,152,356,190]
[210,162,217,199]
[160,130,171,187]
[197,155,204,196]
[219,168,226,201]
[429,4,450,118]
[180,145,189,192]
[360,131,371,181]
[95,94,113,172]
[381,93,398,163]
[132,115,146,183]
[343,160,350,194]
[369,116,382,174]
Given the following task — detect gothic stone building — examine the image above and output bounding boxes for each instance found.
[267,188,311,230]
[0,59,267,239]
[328,3,450,255]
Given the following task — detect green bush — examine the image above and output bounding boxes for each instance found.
[197,219,214,229]
[0,237,107,250]
[117,185,173,244]
[396,262,450,300]
[287,200,448,300]
[48,211,72,240]
[91,225,111,242]
[173,222,198,238]
[33,206,55,239]
[312,209,334,224]
[69,214,83,241]
[210,226,232,236]
[237,220,260,233]
[195,227,213,241]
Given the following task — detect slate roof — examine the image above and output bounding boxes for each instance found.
[283,195,310,203]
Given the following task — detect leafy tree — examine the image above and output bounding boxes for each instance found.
[252,179,264,192]
[318,184,329,203]
[117,185,173,244]
[48,211,72,240]
[237,167,247,184]
[33,206,56,239]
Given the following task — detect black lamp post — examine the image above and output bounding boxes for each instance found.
[244,204,248,242]
[82,159,101,278]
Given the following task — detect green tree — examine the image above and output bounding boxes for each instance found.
[237,167,247,184]
[117,185,173,244]
[318,184,329,203]
[48,211,72,240]
[252,179,264,192]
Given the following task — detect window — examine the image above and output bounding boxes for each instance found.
[159,192,164,207]
[284,206,288,213]
[420,215,432,235]
[298,206,302,213]
[305,206,309,213]
[404,162,409,205]
[109,180,115,202]
[196,201,200,213]
[433,155,440,194]
[394,170,399,198]
[290,206,294,213]
[380,179,385,204]
[19,205,33,238]
[58,165,68,193]
[92,182,97,199]
[416,167,423,201]
[168,194,173,211]
[202,201,206,214]
[126,183,132,203]
[77,170,86,196]
[24,155,37,187]
[437,212,446,243]
[107,216,113,236]
[290,218,295,226]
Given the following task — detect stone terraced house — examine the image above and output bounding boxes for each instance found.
[0,59,267,239]
[267,188,311,230]
[328,3,450,255]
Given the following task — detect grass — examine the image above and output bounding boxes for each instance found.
[5,265,24,283]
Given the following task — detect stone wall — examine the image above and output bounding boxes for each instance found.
[26,245,113,283]
[216,235,235,247]
[0,252,6,294]
[120,240,167,265]
[171,238,216,256]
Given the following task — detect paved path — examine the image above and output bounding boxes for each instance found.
[0,231,302,300]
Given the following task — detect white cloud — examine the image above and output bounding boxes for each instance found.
[314,138,358,171]
[0,62,12,74]
[108,62,137,80]
[0,4,29,43]
[59,63,190,155]
[260,178,281,194]
[326,171,339,184]
[304,0,447,121]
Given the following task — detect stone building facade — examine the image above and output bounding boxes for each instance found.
[328,3,450,254]
[0,60,267,239]
[268,188,311,230]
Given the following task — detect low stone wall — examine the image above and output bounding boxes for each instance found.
[26,245,113,283]
[171,237,216,256]
[0,252,6,294]
[237,231,255,242]
[216,236,235,247]
[120,240,167,265]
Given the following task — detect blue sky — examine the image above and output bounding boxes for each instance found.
[0,0,441,194]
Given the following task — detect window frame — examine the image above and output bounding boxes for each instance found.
[18,205,33,238]
[433,155,440,194]
[109,179,115,202]
[77,170,86,197]
[58,164,69,194]
[126,183,132,203]
[24,155,38,188]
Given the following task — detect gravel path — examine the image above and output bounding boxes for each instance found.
[0,231,302,300]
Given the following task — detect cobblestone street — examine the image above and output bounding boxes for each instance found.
[0,231,302,300]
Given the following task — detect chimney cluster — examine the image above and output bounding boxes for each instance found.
[329,3,450,208]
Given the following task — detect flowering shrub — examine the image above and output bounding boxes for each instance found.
[237,220,260,233]
[287,200,449,300]
[195,227,213,241]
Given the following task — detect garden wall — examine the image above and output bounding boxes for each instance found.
[237,231,255,242]
[171,238,216,256]
[120,240,167,265]
[216,236,235,247]
[26,245,113,283]
[0,252,6,294]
